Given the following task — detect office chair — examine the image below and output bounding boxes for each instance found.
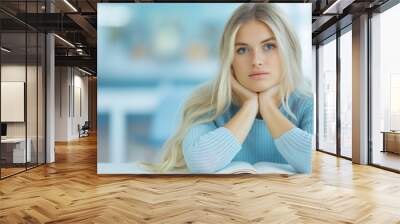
[79,121,90,138]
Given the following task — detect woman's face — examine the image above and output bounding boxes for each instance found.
[232,19,282,93]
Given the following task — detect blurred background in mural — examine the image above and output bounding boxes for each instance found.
[97,3,312,173]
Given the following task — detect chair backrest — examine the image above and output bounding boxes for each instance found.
[82,121,90,129]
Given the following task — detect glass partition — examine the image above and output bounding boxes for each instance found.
[1,30,28,178]
[0,1,46,179]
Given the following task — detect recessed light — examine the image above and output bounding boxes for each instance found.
[63,0,78,12]
[1,47,11,53]
[78,67,92,76]
[54,34,75,48]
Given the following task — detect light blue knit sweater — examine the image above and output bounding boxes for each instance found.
[182,91,314,174]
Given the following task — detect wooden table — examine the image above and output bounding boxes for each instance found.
[381,131,400,154]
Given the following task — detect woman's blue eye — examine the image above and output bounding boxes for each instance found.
[236,47,248,55]
[263,43,275,51]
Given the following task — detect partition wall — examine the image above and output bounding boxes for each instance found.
[0,0,46,179]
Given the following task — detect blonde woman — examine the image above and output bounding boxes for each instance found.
[157,3,313,174]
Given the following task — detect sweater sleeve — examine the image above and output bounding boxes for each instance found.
[182,123,242,173]
[274,98,314,174]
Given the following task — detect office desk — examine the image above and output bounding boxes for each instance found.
[381,131,400,154]
[1,138,31,163]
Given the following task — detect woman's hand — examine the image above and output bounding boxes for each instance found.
[230,74,258,109]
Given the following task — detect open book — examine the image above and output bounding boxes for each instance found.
[216,161,296,174]
[98,161,296,174]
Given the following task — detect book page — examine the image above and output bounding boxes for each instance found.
[216,161,257,174]
[253,162,296,174]
[98,162,190,174]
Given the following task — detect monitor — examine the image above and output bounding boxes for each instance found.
[1,123,7,137]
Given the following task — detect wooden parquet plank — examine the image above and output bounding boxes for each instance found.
[1,134,400,223]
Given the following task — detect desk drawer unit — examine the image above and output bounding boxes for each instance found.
[0,139,32,164]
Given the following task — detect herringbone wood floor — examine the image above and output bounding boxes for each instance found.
[1,134,400,224]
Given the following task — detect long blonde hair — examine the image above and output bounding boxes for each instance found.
[156,3,311,172]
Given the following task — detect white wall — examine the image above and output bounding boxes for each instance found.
[1,63,46,164]
[71,73,89,138]
[1,65,40,137]
[55,67,89,141]
[1,65,25,129]
[55,67,69,141]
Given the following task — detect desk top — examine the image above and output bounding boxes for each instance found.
[1,138,29,143]
[381,131,400,134]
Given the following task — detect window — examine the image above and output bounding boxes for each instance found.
[340,29,352,158]
[318,37,337,154]
[371,3,400,171]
